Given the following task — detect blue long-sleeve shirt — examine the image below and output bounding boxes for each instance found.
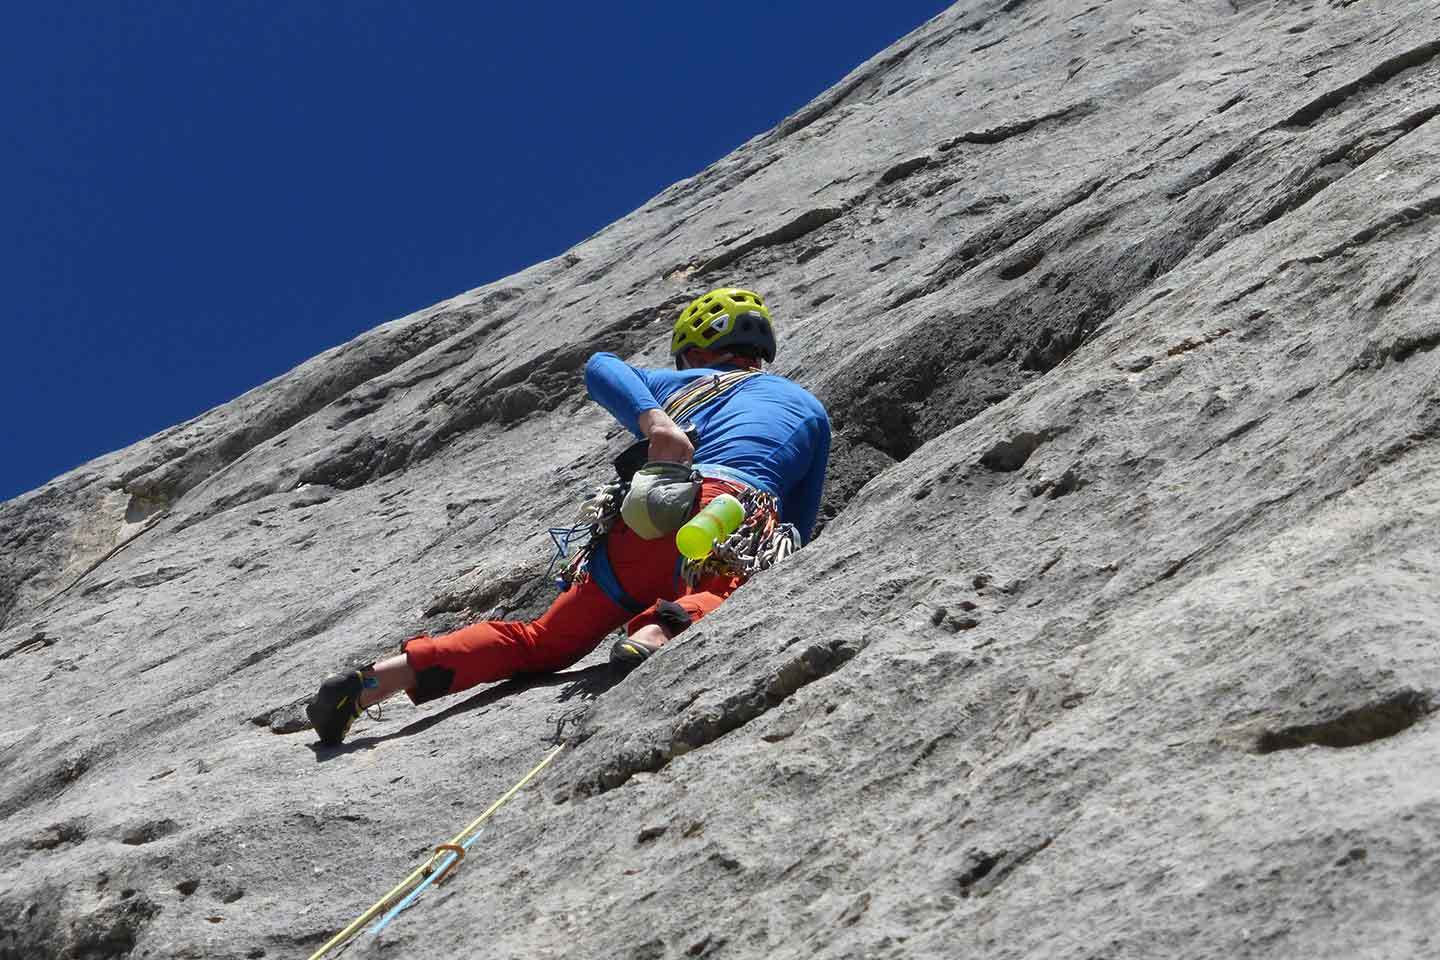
[584,352,831,543]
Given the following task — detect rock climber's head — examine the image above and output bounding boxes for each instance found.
[671,287,776,371]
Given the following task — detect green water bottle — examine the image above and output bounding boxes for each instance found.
[676,494,746,561]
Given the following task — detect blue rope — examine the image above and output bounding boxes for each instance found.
[365,828,487,939]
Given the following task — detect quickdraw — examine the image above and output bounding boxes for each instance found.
[681,488,800,587]
[547,480,625,591]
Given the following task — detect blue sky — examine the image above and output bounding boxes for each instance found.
[2,2,950,502]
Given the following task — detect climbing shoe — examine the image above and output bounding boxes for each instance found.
[610,636,662,676]
[307,671,365,745]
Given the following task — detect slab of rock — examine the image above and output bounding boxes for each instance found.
[3,1,1440,957]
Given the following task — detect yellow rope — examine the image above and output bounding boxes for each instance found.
[306,744,565,960]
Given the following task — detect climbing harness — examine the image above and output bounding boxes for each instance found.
[549,368,764,593]
[306,744,565,960]
[681,488,800,588]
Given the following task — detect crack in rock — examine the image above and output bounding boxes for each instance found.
[1167,143,1249,200]
[1288,195,1440,268]
[939,103,1084,149]
[120,818,181,846]
[954,837,1055,899]
[980,428,1066,473]
[1352,328,1440,370]
[1278,38,1440,129]
[0,886,159,960]
[877,156,932,186]
[26,819,86,852]
[1253,690,1434,754]
[696,207,847,276]
[1166,327,1232,357]
[574,633,870,797]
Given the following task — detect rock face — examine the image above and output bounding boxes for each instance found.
[4,0,1440,957]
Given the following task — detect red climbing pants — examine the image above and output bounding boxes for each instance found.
[400,478,746,703]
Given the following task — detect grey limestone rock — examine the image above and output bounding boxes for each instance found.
[4,1,1440,957]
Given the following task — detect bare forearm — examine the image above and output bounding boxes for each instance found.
[638,408,694,463]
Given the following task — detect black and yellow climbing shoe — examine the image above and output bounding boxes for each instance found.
[609,636,662,676]
[307,671,365,745]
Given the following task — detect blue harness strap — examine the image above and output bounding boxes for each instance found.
[587,540,646,615]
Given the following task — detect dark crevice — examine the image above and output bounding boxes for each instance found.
[1351,400,1440,478]
[27,819,87,851]
[1251,163,1352,230]
[0,888,160,960]
[1192,416,1266,460]
[1027,467,1086,499]
[1373,272,1418,309]
[1166,328,1232,357]
[1215,93,1246,115]
[889,176,1107,309]
[1249,102,1440,235]
[0,630,55,661]
[573,633,870,798]
[1168,143,1248,200]
[1253,690,1433,753]
[1219,280,1267,308]
[938,103,1084,149]
[954,837,1054,898]
[696,207,847,276]
[980,428,1065,473]
[878,156,932,186]
[1389,331,1440,364]
[1350,195,1440,246]
[1278,39,1440,129]
[1288,196,1440,269]
[1352,328,1440,370]
[120,818,181,846]
[954,852,1001,893]
[998,248,1045,280]
[796,242,835,265]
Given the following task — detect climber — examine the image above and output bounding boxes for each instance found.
[306,288,832,745]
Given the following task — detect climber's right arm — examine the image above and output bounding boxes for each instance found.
[584,353,694,462]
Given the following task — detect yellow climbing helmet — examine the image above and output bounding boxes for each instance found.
[671,288,777,365]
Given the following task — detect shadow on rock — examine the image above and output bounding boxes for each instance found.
[555,663,625,703]
[309,664,617,759]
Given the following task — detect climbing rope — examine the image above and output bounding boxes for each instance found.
[306,744,565,959]
[662,368,762,423]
